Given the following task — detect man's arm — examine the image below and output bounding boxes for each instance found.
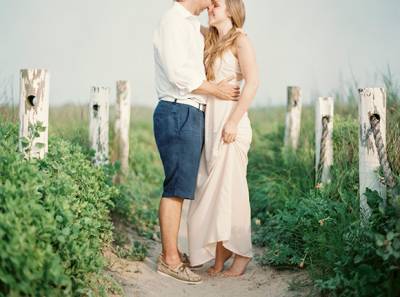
[156,18,204,96]
[156,17,239,100]
[192,77,240,101]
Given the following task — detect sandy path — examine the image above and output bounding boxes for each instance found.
[106,201,309,297]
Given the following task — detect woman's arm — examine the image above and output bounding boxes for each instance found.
[222,34,260,143]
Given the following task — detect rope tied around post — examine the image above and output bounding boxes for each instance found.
[317,116,330,182]
[369,114,396,190]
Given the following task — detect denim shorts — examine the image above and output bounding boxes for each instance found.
[153,100,205,200]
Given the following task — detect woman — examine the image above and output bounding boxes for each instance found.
[187,0,259,277]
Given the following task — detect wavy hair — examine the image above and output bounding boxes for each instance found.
[204,0,246,81]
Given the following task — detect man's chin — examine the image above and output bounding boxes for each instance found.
[192,9,202,16]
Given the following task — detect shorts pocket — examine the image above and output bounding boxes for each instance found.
[178,106,190,133]
[179,106,202,134]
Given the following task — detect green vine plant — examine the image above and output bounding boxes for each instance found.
[20,121,46,159]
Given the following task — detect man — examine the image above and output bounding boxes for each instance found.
[153,0,240,284]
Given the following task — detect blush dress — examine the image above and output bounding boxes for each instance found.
[187,49,253,266]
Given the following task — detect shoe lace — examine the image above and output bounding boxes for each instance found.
[178,263,187,273]
[179,264,195,278]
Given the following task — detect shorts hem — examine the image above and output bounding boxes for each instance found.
[162,191,195,200]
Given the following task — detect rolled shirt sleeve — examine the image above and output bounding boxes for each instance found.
[153,3,206,104]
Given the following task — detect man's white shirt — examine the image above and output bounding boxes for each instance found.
[153,2,207,105]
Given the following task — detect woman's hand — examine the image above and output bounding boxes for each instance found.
[222,120,238,144]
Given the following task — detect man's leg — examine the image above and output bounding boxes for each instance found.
[159,196,184,266]
[157,195,202,284]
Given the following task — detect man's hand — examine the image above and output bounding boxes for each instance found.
[216,76,240,101]
[222,120,238,144]
[192,76,240,100]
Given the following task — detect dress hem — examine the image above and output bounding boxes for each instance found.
[189,239,253,267]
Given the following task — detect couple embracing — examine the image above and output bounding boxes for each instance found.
[153,0,259,284]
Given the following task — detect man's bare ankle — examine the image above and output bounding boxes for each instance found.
[163,254,181,266]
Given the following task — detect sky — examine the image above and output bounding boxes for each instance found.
[0,0,399,107]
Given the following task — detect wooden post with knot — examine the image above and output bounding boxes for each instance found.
[89,86,110,166]
[359,87,387,221]
[19,69,49,160]
[315,96,334,185]
[284,86,302,150]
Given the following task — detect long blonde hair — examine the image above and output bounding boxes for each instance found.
[204,0,246,81]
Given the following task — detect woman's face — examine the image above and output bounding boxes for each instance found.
[208,0,229,26]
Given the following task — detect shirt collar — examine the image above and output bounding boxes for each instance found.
[173,2,197,20]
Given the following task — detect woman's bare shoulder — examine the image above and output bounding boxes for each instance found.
[236,31,252,48]
[233,30,253,58]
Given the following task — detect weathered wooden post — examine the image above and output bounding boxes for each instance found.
[89,86,110,165]
[19,69,49,159]
[315,97,334,184]
[284,86,302,150]
[359,87,387,221]
[114,80,131,181]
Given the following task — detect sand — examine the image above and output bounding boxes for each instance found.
[105,201,310,297]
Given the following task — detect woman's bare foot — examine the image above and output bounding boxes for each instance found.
[207,242,233,276]
[222,254,251,277]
